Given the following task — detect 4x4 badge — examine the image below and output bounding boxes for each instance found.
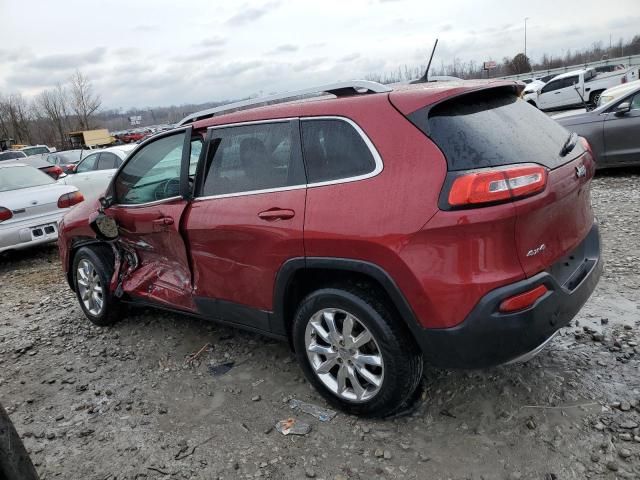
[576,164,586,178]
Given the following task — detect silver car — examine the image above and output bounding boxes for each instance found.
[0,163,83,253]
[554,84,640,168]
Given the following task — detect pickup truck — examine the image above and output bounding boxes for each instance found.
[529,67,639,111]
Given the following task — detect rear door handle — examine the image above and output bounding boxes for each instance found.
[258,208,295,221]
[152,217,174,231]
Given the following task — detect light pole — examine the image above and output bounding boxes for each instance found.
[524,17,529,60]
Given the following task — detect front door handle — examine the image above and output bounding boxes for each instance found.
[152,217,174,231]
[258,208,295,221]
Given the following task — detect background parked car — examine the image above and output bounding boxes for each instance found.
[20,145,53,156]
[0,163,83,253]
[554,83,640,168]
[531,67,638,110]
[45,149,85,172]
[6,155,67,180]
[64,144,135,200]
[0,150,27,161]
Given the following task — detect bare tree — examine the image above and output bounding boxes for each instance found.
[70,70,101,130]
[0,94,33,145]
[36,84,71,147]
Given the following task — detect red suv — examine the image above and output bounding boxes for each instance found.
[58,80,602,417]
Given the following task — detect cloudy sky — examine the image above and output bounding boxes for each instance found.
[0,0,638,109]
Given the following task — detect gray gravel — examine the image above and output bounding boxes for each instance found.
[1,169,640,479]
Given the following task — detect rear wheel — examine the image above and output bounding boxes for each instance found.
[292,285,423,417]
[589,90,603,108]
[72,246,122,326]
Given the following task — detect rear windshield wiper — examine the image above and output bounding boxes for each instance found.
[559,132,578,157]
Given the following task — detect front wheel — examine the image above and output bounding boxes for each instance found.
[72,246,122,326]
[292,285,423,417]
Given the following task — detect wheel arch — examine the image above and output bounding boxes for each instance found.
[271,257,423,348]
[66,239,114,291]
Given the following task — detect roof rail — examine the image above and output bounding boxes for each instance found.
[177,80,392,126]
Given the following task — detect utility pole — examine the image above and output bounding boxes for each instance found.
[524,17,529,60]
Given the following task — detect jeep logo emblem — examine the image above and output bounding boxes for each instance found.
[575,164,586,178]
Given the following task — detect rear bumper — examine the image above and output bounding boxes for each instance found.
[0,212,65,253]
[417,223,602,368]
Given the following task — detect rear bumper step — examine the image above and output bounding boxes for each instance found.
[416,222,602,368]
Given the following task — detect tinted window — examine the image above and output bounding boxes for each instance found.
[301,119,376,183]
[630,93,640,111]
[0,151,26,161]
[115,132,191,204]
[97,152,118,170]
[76,153,99,172]
[561,75,579,88]
[541,79,562,93]
[425,90,569,170]
[201,121,304,196]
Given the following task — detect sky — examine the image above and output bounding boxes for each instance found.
[0,0,638,110]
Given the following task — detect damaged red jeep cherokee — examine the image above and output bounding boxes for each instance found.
[58,80,602,417]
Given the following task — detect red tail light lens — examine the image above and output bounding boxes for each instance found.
[499,284,548,313]
[448,164,547,207]
[0,207,13,222]
[57,191,84,209]
[44,165,64,180]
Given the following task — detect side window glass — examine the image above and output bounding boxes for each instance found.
[190,139,202,176]
[201,122,303,196]
[301,119,376,183]
[115,132,186,204]
[97,153,118,170]
[630,93,640,111]
[76,154,98,173]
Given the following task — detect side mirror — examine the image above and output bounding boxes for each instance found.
[615,102,631,116]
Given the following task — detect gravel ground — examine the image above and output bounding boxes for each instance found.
[1,169,639,480]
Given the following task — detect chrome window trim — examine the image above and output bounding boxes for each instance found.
[116,196,183,208]
[194,115,383,202]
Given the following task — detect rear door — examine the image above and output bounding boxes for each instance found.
[185,119,306,331]
[539,78,564,109]
[602,92,640,166]
[105,129,202,311]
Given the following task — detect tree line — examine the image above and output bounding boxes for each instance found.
[0,70,101,150]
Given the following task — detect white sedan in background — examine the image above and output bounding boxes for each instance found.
[64,144,136,201]
[0,163,84,253]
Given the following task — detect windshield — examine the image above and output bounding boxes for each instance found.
[0,151,27,161]
[0,165,55,192]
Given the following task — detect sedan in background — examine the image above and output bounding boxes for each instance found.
[64,144,136,201]
[555,83,640,168]
[0,150,27,161]
[0,163,84,253]
[46,149,85,172]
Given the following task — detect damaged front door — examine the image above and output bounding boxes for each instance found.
[105,129,202,311]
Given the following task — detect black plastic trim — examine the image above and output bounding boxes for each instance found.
[179,126,193,200]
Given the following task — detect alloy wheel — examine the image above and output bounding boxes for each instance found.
[304,308,384,403]
[76,259,104,316]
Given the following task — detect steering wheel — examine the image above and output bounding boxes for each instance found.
[154,178,181,201]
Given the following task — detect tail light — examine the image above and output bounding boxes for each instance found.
[0,207,12,222]
[43,165,64,180]
[57,191,84,208]
[499,284,548,313]
[446,163,547,208]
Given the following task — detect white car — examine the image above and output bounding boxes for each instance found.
[597,79,640,107]
[64,144,136,201]
[0,163,83,253]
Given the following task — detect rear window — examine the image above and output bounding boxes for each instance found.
[0,151,26,161]
[423,90,569,171]
[0,165,54,192]
[301,119,377,184]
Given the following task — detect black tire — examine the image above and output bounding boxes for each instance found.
[527,100,537,108]
[589,90,603,108]
[0,404,39,480]
[72,246,122,327]
[292,284,423,417]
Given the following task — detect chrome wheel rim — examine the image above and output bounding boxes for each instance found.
[305,308,384,403]
[76,259,104,316]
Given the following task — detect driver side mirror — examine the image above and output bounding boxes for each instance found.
[615,102,631,116]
